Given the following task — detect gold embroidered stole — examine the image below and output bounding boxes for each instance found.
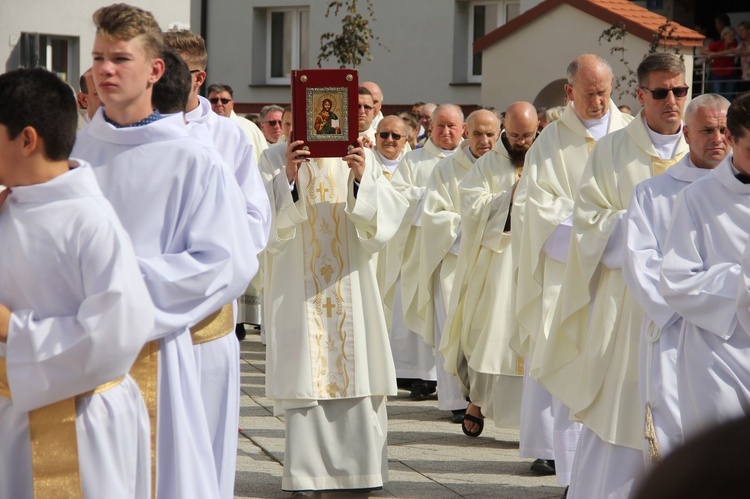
[0,358,124,498]
[191,303,234,344]
[300,158,356,398]
[652,153,685,177]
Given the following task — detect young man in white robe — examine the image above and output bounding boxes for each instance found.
[162,30,270,499]
[0,67,152,499]
[543,53,689,499]
[72,5,255,498]
[440,103,536,437]
[419,110,498,423]
[662,92,750,440]
[260,130,408,494]
[385,104,464,400]
[624,94,730,463]
[514,54,633,488]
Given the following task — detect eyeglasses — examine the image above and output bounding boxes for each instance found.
[378,132,403,140]
[640,86,689,100]
[358,104,374,112]
[209,97,232,105]
[264,120,282,127]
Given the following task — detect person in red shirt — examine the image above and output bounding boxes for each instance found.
[702,26,740,99]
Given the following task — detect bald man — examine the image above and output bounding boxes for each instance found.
[385,104,465,400]
[361,81,384,130]
[419,110,499,421]
[511,54,633,490]
[440,102,535,438]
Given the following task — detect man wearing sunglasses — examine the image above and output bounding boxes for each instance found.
[373,115,409,179]
[260,104,285,145]
[543,53,689,499]
[207,82,268,160]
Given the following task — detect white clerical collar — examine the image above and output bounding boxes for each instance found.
[580,109,611,141]
[375,149,402,174]
[643,115,682,160]
[437,146,458,157]
[462,144,478,164]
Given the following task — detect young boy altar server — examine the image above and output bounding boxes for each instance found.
[72,4,255,498]
[0,67,153,498]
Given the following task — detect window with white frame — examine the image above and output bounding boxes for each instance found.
[266,7,310,84]
[468,0,519,82]
[20,33,79,83]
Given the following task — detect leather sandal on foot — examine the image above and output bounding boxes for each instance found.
[461,413,484,437]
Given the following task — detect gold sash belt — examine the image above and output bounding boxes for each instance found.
[129,340,159,499]
[0,358,124,498]
[190,302,234,345]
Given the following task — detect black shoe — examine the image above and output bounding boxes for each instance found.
[409,380,436,400]
[530,458,556,475]
[451,409,466,424]
[397,378,416,390]
[235,323,246,341]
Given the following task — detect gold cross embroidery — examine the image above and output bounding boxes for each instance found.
[323,297,335,318]
[316,183,329,202]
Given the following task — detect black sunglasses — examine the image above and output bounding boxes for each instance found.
[378,132,403,140]
[209,97,232,105]
[264,120,282,127]
[640,86,689,100]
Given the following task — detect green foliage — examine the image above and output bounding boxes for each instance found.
[317,0,384,68]
[599,20,685,100]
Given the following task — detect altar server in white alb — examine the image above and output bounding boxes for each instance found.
[261,133,408,495]
[419,109,499,421]
[441,102,537,437]
[0,68,152,499]
[162,29,270,499]
[513,54,633,488]
[662,92,750,439]
[624,93,730,463]
[544,53,689,499]
[384,104,464,399]
[72,5,255,498]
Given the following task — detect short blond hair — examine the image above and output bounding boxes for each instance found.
[93,3,163,59]
[163,30,207,69]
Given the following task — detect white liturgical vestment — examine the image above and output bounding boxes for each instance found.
[260,145,408,491]
[623,156,710,460]
[230,109,268,162]
[0,164,153,498]
[661,156,750,439]
[73,110,255,499]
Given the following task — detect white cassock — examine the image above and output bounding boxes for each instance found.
[187,95,271,498]
[661,156,750,439]
[418,142,475,411]
[623,156,710,462]
[544,112,686,499]
[0,164,152,498]
[229,109,269,162]
[440,140,523,428]
[73,110,255,499]
[260,146,408,491]
[384,139,456,381]
[514,102,631,483]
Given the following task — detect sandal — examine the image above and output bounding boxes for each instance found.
[462,412,484,437]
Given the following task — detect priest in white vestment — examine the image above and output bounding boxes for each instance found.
[515,55,633,486]
[261,136,408,494]
[542,53,689,499]
[0,67,152,499]
[74,10,256,497]
[419,110,499,418]
[385,104,464,399]
[440,103,539,435]
[624,94,730,464]
[662,93,750,440]
[205,81,268,162]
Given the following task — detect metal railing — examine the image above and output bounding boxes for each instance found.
[693,57,748,100]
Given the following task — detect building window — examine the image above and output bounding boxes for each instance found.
[266,7,310,84]
[468,0,519,82]
[20,33,79,83]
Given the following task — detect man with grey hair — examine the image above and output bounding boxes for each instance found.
[374,115,409,178]
[623,93,730,465]
[543,52,689,499]
[260,104,285,145]
[417,102,437,147]
[385,104,464,401]
[420,109,499,423]
[361,80,384,130]
[207,82,268,161]
[513,53,633,491]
